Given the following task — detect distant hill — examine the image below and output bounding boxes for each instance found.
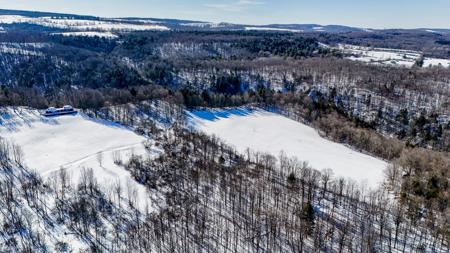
[1,8,448,34]
[0,8,98,20]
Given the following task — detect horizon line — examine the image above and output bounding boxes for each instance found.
[0,8,449,31]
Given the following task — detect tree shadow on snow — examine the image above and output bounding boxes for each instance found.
[0,108,60,133]
[189,107,255,122]
[80,113,134,131]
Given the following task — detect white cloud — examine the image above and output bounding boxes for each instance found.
[205,0,264,12]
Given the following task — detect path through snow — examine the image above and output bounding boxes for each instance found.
[0,108,158,211]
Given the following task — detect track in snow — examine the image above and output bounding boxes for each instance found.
[0,108,157,210]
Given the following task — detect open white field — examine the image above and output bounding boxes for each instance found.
[51,31,119,39]
[188,108,389,189]
[337,44,450,68]
[0,107,157,210]
[0,15,169,32]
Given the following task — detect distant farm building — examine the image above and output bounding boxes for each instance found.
[43,105,77,117]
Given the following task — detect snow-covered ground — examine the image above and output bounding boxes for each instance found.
[111,18,162,24]
[245,26,302,32]
[336,44,450,68]
[0,42,47,56]
[0,108,158,210]
[52,31,119,39]
[0,15,169,32]
[337,44,420,67]
[182,22,229,28]
[188,108,389,189]
[312,26,325,32]
[423,57,450,68]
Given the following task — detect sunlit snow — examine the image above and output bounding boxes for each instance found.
[336,44,450,68]
[52,31,119,39]
[245,27,302,32]
[189,108,389,189]
[0,15,170,31]
[0,108,157,210]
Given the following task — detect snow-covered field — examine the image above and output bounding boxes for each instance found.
[182,22,229,28]
[111,18,162,24]
[312,26,325,32]
[245,26,302,32]
[0,15,169,32]
[336,44,450,68]
[423,58,450,68]
[52,31,119,39]
[337,44,420,67]
[0,108,158,210]
[188,108,389,189]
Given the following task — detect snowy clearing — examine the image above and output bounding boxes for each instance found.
[0,108,158,210]
[337,44,420,67]
[336,44,450,68]
[188,108,389,189]
[52,31,119,39]
[245,26,302,32]
[312,26,325,32]
[111,18,162,24]
[423,58,450,68]
[0,15,170,31]
[0,15,33,24]
[180,22,230,28]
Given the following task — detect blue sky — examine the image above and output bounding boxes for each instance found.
[0,0,449,29]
